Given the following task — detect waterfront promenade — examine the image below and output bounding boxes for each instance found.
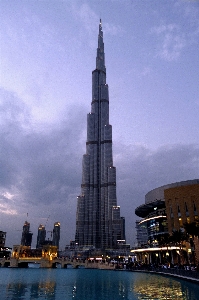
[130,265,199,284]
[152,267,199,284]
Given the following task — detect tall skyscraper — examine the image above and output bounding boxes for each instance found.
[53,222,60,249]
[21,221,33,247]
[36,224,46,249]
[75,20,125,250]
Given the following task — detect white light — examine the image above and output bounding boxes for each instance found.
[139,215,167,224]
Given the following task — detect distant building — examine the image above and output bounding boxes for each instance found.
[53,222,60,249]
[0,231,12,259]
[21,221,33,247]
[133,179,199,265]
[36,224,46,249]
[112,207,125,246]
[0,231,6,248]
[135,220,148,248]
[69,240,78,250]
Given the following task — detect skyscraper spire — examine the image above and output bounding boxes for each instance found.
[75,21,125,250]
[96,20,106,72]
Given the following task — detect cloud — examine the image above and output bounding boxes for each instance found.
[71,2,98,36]
[0,204,17,215]
[70,2,124,38]
[150,1,199,61]
[0,86,87,247]
[1,86,198,247]
[0,86,85,208]
[103,22,124,37]
[115,143,199,244]
[151,24,186,61]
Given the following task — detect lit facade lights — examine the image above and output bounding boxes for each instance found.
[139,215,167,224]
[135,179,199,265]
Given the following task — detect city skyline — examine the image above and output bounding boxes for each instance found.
[0,1,199,249]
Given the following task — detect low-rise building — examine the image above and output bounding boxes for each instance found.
[134,179,199,265]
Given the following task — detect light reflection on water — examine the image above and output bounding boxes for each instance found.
[0,268,199,299]
[132,274,194,299]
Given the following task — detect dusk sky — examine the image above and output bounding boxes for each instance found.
[0,0,199,249]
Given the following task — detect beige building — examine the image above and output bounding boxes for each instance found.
[164,182,199,234]
[134,179,199,265]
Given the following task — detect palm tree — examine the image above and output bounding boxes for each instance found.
[184,221,199,238]
[170,229,187,245]
[170,229,187,265]
[184,221,199,265]
[157,233,170,247]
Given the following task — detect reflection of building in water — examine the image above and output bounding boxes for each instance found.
[21,221,33,247]
[134,179,199,265]
[6,279,56,299]
[74,270,130,299]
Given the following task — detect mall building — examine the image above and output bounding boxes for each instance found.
[132,179,199,265]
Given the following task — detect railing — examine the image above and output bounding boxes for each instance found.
[156,267,199,280]
[130,264,199,280]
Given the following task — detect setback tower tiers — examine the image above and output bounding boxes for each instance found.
[75,20,125,250]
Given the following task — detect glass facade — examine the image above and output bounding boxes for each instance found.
[75,21,125,249]
[21,221,33,247]
[147,216,168,246]
[53,222,60,249]
[36,224,46,249]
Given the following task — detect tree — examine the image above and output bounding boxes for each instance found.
[184,221,199,265]
[170,229,187,246]
[184,221,199,238]
[170,229,187,265]
[157,233,171,247]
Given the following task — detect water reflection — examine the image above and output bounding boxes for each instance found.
[1,269,199,299]
[72,269,130,299]
[6,280,56,299]
[133,274,197,300]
